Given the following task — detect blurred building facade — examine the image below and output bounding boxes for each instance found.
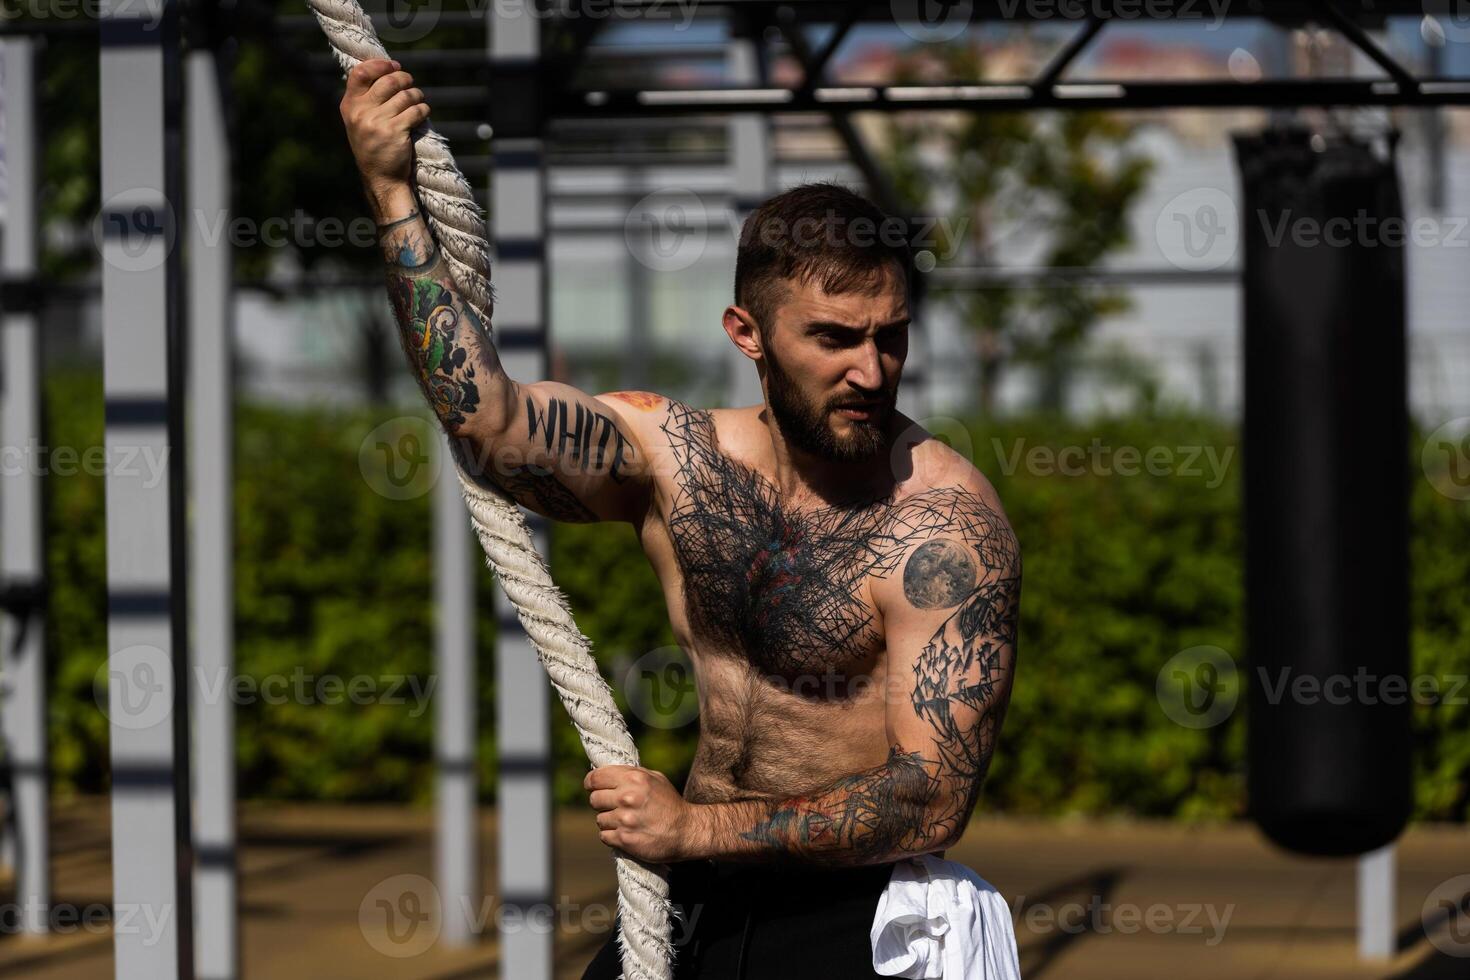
[4,18,1469,426]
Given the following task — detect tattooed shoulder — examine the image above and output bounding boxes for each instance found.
[886,484,1018,578]
[601,390,668,412]
[903,539,979,609]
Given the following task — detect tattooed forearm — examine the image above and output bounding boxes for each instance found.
[692,746,946,867]
[379,208,509,435]
[748,747,941,862]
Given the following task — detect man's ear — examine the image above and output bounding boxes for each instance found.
[722,306,763,362]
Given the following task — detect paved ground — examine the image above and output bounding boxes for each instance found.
[0,799,1466,978]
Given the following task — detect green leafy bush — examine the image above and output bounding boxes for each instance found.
[38,374,1470,822]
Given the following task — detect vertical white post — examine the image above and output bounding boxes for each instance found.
[1357,843,1396,960]
[435,437,477,944]
[0,35,50,937]
[187,39,237,980]
[625,166,651,392]
[100,0,195,975]
[726,21,770,410]
[489,8,553,979]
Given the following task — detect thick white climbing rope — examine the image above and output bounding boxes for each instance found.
[303,3,674,977]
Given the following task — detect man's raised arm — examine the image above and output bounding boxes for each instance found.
[340,58,656,525]
[584,481,1021,867]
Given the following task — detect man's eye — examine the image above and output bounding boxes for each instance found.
[818,334,846,348]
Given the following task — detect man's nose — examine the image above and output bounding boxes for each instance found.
[846,341,885,391]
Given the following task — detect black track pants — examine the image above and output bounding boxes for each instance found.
[580,858,896,979]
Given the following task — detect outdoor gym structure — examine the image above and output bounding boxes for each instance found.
[0,0,1463,977]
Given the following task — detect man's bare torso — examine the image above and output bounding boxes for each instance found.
[616,395,994,808]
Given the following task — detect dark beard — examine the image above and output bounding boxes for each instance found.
[764,340,891,463]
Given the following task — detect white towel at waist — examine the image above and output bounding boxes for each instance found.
[870,854,1022,979]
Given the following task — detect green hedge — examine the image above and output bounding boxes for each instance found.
[39,374,1470,821]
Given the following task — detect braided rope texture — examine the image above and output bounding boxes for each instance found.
[304,2,675,975]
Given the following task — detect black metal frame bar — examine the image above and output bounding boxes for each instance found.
[551,78,1470,115]
[774,18,909,219]
[1035,14,1105,91]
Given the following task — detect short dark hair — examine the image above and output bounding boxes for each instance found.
[734,182,911,335]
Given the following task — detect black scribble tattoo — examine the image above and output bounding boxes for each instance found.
[663,401,1013,679]
[481,462,599,523]
[444,412,601,525]
[909,562,1020,844]
[662,399,1020,863]
[663,401,888,676]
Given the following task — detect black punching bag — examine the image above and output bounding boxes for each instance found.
[1235,128,1412,857]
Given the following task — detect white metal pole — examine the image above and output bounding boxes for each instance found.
[490,8,553,979]
[1357,843,1396,960]
[0,35,51,937]
[100,0,196,975]
[435,434,478,944]
[186,39,237,980]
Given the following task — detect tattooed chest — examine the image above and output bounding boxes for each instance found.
[658,403,908,680]
[667,488,891,681]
